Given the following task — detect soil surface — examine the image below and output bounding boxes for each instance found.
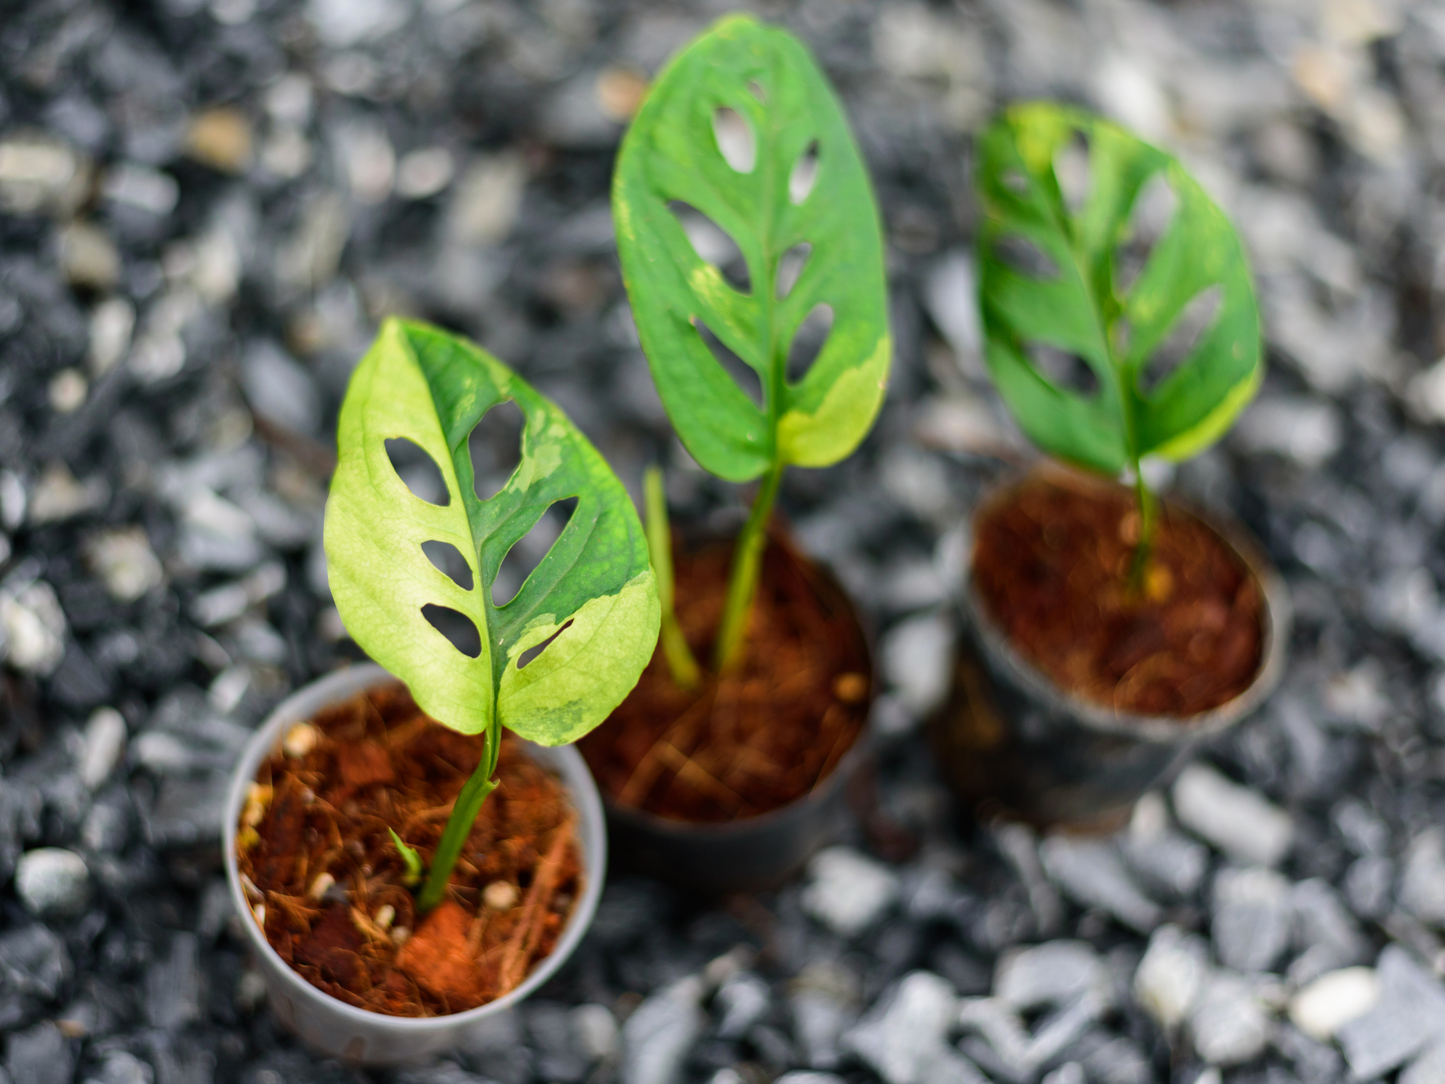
[237,682,581,1017]
[579,531,871,822]
[971,472,1265,716]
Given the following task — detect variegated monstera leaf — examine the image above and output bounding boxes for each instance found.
[324,318,659,745]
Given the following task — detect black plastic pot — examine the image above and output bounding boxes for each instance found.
[601,529,876,895]
[930,470,1291,831]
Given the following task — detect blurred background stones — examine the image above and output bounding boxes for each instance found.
[2,0,1445,1081]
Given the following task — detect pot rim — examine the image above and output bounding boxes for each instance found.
[962,466,1292,743]
[597,522,877,837]
[222,662,606,1032]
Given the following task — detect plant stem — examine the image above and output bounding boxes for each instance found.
[644,466,702,689]
[416,726,499,913]
[714,460,783,672]
[1127,458,1158,591]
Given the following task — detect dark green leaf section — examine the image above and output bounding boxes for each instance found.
[613,14,891,482]
[325,318,658,745]
[975,103,1262,473]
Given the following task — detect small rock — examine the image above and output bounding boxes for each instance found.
[1041,1064,1086,1084]
[773,1075,845,1084]
[790,990,854,1070]
[995,941,1111,1011]
[307,0,406,47]
[102,162,179,217]
[571,1003,619,1062]
[1134,925,1210,1031]
[0,925,72,1000]
[1289,967,1379,1041]
[714,972,769,1039]
[621,976,704,1084]
[1210,867,1292,973]
[185,108,252,173]
[1289,878,1369,981]
[6,1021,74,1084]
[28,463,109,524]
[59,222,121,290]
[1234,396,1343,467]
[15,848,90,917]
[337,121,394,205]
[48,370,87,415]
[800,846,900,938]
[449,153,527,245]
[1,581,67,674]
[842,971,958,1084]
[85,1050,154,1084]
[0,135,86,216]
[1336,946,1445,1081]
[880,612,954,716]
[1187,972,1270,1066]
[1039,837,1162,933]
[242,340,320,435]
[78,707,127,789]
[1400,828,1445,926]
[956,990,1106,1082]
[1171,763,1293,866]
[396,147,455,200]
[1401,1043,1445,1084]
[1344,854,1394,919]
[84,527,163,601]
[146,933,203,1031]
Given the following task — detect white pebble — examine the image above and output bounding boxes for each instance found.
[78,707,126,789]
[1289,967,1379,1041]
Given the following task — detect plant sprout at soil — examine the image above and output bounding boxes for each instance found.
[974,103,1263,584]
[324,318,658,912]
[612,14,890,679]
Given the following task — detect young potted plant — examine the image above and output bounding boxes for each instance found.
[577,14,889,891]
[223,318,658,1064]
[930,103,1290,829]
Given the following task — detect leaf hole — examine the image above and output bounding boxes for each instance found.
[468,399,525,502]
[668,201,750,294]
[693,317,763,410]
[1025,342,1100,397]
[1115,173,1178,295]
[786,303,834,384]
[993,234,1060,280]
[518,618,575,670]
[713,107,756,173]
[747,80,766,103]
[1138,284,1224,395]
[1054,130,1090,214]
[776,242,813,300]
[1001,168,1029,195]
[421,604,481,659]
[493,496,579,607]
[789,140,819,204]
[421,540,473,591]
[385,438,449,506]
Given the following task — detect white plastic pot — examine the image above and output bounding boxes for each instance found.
[222,663,607,1066]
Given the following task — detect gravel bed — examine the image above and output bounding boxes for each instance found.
[3,1,1445,1082]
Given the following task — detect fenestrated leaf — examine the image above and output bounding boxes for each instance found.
[613,14,891,483]
[324,318,659,746]
[976,103,1262,473]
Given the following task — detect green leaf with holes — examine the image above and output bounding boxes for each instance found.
[975,102,1262,475]
[324,318,659,746]
[613,14,891,483]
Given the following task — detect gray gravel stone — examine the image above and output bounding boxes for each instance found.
[1400,828,1445,926]
[1172,763,1293,867]
[1336,946,1445,1081]
[842,971,958,1084]
[1187,972,1270,1066]
[1039,838,1162,934]
[801,846,900,938]
[994,941,1111,1012]
[15,848,90,917]
[621,976,703,1084]
[1210,867,1292,973]
[5,1022,73,1084]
